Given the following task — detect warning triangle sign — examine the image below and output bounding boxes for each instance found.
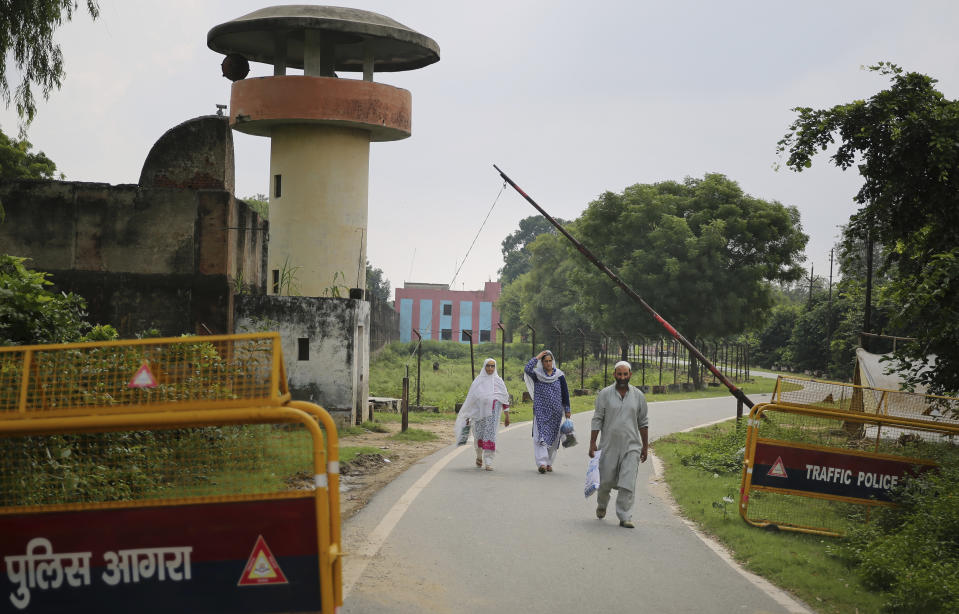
[767,456,789,478]
[238,535,289,586]
[128,362,158,389]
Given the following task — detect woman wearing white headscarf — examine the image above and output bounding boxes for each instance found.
[454,358,510,470]
[523,349,571,473]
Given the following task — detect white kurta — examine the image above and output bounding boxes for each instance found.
[591,384,649,492]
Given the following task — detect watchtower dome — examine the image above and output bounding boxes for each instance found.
[208,6,439,296]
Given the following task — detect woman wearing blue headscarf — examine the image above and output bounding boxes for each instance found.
[523,349,571,473]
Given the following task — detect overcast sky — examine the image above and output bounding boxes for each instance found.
[5,1,959,301]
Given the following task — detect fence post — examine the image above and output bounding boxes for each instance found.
[497,322,506,381]
[464,329,474,380]
[402,370,409,433]
[412,328,422,406]
[601,331,609,388]
[577,328,586,390]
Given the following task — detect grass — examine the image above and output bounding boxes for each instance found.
[371,341,768,412]
[341,446,389,464]
[653,421,886,613]
[388,428,438,442]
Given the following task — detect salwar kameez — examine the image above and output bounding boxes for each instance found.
[454,359,510,470]
[591,383,649,522]
[524,353,570,471]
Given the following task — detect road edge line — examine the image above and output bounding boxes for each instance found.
[649,418,813,614]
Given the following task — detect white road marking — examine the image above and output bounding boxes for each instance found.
[342,423,527,597]
[648,415,812,614]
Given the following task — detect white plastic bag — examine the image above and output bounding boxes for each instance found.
[584,450,601,498]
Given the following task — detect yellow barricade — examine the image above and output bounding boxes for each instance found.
[0,332,290,418]
[0,334,343,612]
[740,377,959,537]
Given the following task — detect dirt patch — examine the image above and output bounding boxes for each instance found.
[338,419,455,519]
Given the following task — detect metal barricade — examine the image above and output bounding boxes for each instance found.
[740,377,959,537]
[0,334,342,613]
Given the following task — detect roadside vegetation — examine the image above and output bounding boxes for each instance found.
[654,419,959,613]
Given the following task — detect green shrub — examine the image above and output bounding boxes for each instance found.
[678,423,746,474]
[835,464,959,612]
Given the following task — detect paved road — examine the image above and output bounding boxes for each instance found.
[341,391,811,613]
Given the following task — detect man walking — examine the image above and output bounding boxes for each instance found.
[589,360,649,528]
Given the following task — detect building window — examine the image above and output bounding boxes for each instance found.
[274,174,282,198]
[442,303,452,316]
[461,329,472,342]
[441,329,452,341]
[298,338,310,361]
[272,269,280,294]
[480,330,491,342]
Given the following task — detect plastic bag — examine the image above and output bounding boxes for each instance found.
[584,450,601,498]
[456,423,471,446]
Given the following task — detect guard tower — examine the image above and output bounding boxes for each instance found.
[208,6,440,297]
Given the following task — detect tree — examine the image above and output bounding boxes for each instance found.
[498,214,565,284]
[0,125,61,218]
[365,261,390,303]
[0,0,100,128]
[0,126,59,179]
[572,175,807,383]
[0,254,91,345]
[778,63,959,394]
[240,193,268,217]
[501,174,808,383]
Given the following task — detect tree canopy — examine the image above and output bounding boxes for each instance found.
[366,261,390,303]
[498,174,808,372]
[498,214,565,284]
[778,63,959,394]
[0,126,59,180]
[0,0,99,128]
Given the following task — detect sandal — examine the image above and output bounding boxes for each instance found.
[546,465,553,472]
[485,466,494,471]
[476,459,483,467]
[538,465,546,474]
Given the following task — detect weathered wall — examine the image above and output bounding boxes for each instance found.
[234,295,370,427]
[139,114,235,194]
[0,117,266,336]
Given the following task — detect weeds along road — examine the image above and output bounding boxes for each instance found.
[341,392,812,614]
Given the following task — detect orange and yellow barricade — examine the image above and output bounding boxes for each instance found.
[740,376,959,537]
[0,333,342,613]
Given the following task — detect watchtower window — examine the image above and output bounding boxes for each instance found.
[272,270,280,294]
[274,174,282,198]
[298,338,310,361]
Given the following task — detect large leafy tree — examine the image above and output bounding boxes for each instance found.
[0,0,99,128]
[778,63,959,394]
[572,175,806,374]
[502,174,807,380]
[498,214,565,284]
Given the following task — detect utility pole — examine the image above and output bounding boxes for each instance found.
[808,263,814,306]
[863,227,874,352]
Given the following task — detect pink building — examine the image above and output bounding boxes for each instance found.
[395,281,502,343]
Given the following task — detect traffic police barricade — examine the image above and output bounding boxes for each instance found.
[0,333,342,613]
[740,375,959,537]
